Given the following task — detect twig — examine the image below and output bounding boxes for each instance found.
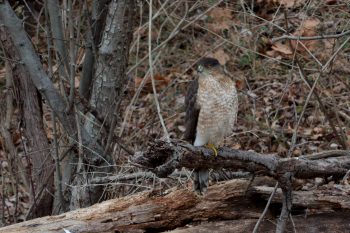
[25,145,75,219]
[148,0,170,143]
[120,0,190,137]
[303,150,350,160]
[52,113,67,211]
[298,64,347,149]
[90,170,191,184]
[339,111,350,124]
[1,167,5,226]
[276,173,293,233]
[342,170,350,184]
[322,36,350,71]
[296,39,323,67]
[127,0,224,75]
[45,4,67,212]
[289,213,297,233]
[253,182,279,233]
[170,15,315,71]
[271,30,350,43]
[67,0,76,112]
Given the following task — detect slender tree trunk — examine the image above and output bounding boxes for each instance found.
[69,0,136,210]
[47,0,70,75]
[0,27,54,219]
[79,0,110,99]
[90,0,135,128]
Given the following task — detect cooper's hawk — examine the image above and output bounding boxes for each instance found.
[184,57,238,194]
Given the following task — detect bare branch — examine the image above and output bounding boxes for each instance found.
[271,30,350,43]
[132,140,350,180]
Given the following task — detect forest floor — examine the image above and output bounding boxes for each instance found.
[1,0,350,225]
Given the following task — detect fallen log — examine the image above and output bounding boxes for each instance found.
[252,184,350,210]
[1,178,349,233]
[167,214,350,233]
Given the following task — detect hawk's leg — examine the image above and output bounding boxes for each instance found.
[205,143,218,156]
[194,143,217,195]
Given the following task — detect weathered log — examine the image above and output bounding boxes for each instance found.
[252,184,350,210]
[167,214,350,233]
[1,178,349,233]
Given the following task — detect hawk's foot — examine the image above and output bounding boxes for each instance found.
[205,143,218,156]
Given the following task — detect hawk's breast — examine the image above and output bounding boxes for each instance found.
[195,73,238,146]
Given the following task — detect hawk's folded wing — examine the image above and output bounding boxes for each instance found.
[184,79,200,144]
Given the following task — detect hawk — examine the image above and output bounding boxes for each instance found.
[184,57,238,194]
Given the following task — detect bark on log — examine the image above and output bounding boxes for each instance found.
[0,179,349,233]
[166,215,350,233]
[252,184,350,210]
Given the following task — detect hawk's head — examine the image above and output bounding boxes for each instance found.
[196,57,220,74]
[195,57,232,85]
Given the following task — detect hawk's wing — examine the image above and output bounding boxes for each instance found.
[184,79,200,144]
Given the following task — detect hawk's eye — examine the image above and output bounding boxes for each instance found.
[197,64,204,73]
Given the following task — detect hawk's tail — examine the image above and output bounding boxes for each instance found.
[193,168,209,195]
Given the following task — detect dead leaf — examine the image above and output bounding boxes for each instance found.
[207,7,233,33]
[276,0,304,8]
[232,143,241,149]
[256,0,304,15]
[235,79,245,90]
[265,50,276,57]
[209,48,230,65]
[271,42,293,55]
[134,74,171,94]
[311,134,323,140]
[293,148,301,156]
[208,7,232,22]
[290,18,321,52]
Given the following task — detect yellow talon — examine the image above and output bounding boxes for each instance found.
[206,143,218,156]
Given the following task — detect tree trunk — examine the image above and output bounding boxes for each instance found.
[79,0,110,99]
[0,1,76,136]
[69,0,136,210]
[89,0,135,128]
[47,0,70,74]
[0,23,53,219]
